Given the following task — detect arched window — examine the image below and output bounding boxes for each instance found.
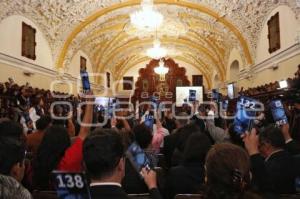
[229,60,240,82]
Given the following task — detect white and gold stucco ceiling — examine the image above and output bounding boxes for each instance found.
[1,0,299,87]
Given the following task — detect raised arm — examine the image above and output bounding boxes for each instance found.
[67,111,75,137]
[78,92,94,140]
[281,123,300,155]
[154,111,163,129]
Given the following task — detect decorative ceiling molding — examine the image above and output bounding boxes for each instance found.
[95,37,225,78]
[53,0,255,69]
[1,0,299,84]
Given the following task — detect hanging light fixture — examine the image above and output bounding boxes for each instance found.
[146,39,167,59]
[130,0,164,31]
[154,59,169,81]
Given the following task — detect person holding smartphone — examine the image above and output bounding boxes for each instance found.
[83,128,163,199]
[80,65,90,92]
[243,126,296,194]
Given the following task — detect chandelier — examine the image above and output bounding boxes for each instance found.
[154,59,169,81]
[130,0,164,31]
[146,39,167,59]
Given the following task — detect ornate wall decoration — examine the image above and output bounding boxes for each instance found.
[0,0,299,84]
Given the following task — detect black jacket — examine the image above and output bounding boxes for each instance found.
[164,163,205,199]
[90,185,162,199]
[250,150,296,194]
[122,159,148,194]
[285,140,300,155]
[90,185,130,199]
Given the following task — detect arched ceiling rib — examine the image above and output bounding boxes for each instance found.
[55,0,254,70]
[95,37,225,78]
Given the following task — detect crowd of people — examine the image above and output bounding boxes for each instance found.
[0,70,300,199]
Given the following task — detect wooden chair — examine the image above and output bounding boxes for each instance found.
[157,153,167,169]
[293,155,300,176]
[154,166,166,190]
[174,194,203,199]
[32,190,58,199]
[279,193,300,199]
[128,193,151,199]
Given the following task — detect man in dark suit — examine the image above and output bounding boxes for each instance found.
[280,123,300,155]
[243,125,296,194]
[83,128,162,199]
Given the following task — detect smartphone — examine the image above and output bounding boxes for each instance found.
[52,171,91,199]
[149,96,158,110]
[189,90,196,102]
[270,100,288,126]
[125,142,153,178]
[108,108,113,118]
[80,71,90,92]
[234,96,259,135]
[212,89,218,100]
[222,100,229,111]
[144,114,154,130]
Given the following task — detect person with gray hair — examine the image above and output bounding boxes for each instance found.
[0,174,32,199]
[175,112,190,129]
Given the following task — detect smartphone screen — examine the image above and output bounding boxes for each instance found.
[222,100,229,111]
[125,142,153,177]
[52,171,91,199]
[144,114,154,130]
[189,90,196,102]
[80,71,90,91]
[234,96,259,134]
[270,100,288,126]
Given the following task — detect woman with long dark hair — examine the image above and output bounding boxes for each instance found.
[32,125,70,190]
[204,143,262,199]
[32,92,94,190]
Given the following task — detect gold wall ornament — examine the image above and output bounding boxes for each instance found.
[113,55,212,90]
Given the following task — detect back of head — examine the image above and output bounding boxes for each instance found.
[33,125,70,189]
[205,143,251,199]
[176,112,190,127]
[228,123,244,147]
[0,137,25,180]
[177,123,201,151]
[191,117,206,132]
[0,121,23,139]
[36,115,52,131]
[183,133,212,164]
[83,128,124,180]
[259,125,285,149]
[133,124,153,149]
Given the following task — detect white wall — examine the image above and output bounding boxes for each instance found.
[0,15,54,69]
[174,60,208,88]
[229,60,240,82]
[0,62,54,90]
[213,74,220,89]
[226,48,244,81]
[256,5,300,64]
[239,54,300,89]
[68,50,94,83]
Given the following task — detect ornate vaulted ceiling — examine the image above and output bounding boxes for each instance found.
[1,0,299,86]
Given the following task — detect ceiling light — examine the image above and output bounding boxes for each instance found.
[146,39,167,59]
[130,0,163,31]
[279,80,288,89]
[154,59,169,75]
